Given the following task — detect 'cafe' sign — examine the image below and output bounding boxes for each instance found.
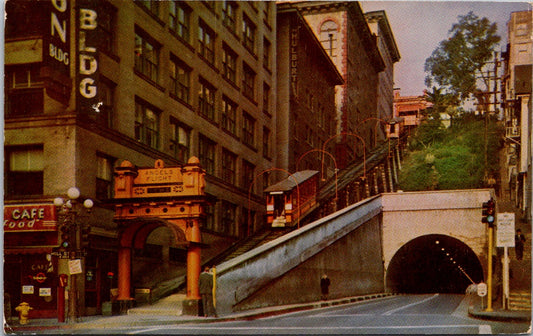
[4,204,57,232]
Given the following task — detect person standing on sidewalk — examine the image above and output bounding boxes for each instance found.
[199,266,215,317]
[320,274,331,300]
[515,229,526,260]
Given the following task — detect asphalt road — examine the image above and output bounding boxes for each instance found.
[45,294,531,334]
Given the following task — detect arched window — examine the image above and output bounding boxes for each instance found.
[319,20,338,57]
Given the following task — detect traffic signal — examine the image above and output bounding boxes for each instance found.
[80,225,90,249]
[482,198,496,226]
[59,225,71,249]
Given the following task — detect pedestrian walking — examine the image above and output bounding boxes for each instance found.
[515,229,526,260]
[199,266,215,317]
[320,274,330,300]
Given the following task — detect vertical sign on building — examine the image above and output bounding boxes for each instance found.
[44,0,71,104]
[77,0,100,116]
[290,23,299,96]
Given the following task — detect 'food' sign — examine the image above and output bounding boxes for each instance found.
[4,204,57,231]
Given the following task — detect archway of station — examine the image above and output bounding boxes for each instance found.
[386,234,484,294]
[131,226,188,290]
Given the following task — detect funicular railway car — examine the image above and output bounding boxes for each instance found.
[264,170,319,227]
[386,117,405,139]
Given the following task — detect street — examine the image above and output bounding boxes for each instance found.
[36,294,530,335]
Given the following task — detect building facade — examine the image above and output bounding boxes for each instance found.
[4,0,401,320]
[286,1,385,168]
[393,88,432,132]
[364,10,401,130]
[276,4,343,176]
[4,0,276,318]
[502,10,532,221]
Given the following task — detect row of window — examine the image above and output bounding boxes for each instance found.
[4,146,115,200]
[135,1,273,80]
[4,145,257,238]
[5,145,257,238]
[165,1,273,56]
[134,95,272,159]
[5,139,263,198]
[134,26,271,109]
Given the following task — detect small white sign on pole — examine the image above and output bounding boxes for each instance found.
[68,259,83,275]
[496,213,515,247]
[497,212,515,309]
[477,282,487,297]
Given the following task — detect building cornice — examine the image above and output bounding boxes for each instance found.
[365,10,401,63]
[284,1,385,72]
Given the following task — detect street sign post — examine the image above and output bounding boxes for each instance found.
[497,212,515,309]
[477,282,487,310]
[496,213,515,247]
[477,282,487,297]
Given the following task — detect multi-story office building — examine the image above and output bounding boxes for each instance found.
[4,0,277,318]
[502,10,532,220]
[4,0,397,320]
[283,1,386,168]
[364,10,400,128]
[276,3,343,176]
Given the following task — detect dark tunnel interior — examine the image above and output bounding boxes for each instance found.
[386,234,484,294]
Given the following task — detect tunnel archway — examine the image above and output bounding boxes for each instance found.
[386,234,484,293]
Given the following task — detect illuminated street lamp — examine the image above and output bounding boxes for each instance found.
[54,187,93,323]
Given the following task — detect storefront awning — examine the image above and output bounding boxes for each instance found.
[4,247,54,255]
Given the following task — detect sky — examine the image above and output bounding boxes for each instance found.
[360,1,532,96]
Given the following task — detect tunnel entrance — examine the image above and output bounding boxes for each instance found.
[386,234,484,294]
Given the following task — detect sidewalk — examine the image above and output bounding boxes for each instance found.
[5,293,393,333]
[5,292,531,334]
[468,304,531,322]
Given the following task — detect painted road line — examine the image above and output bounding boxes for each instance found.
[129,324,482,332]
[479,324,492,334]
[383,294,439,315]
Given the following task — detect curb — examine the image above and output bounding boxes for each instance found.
[468,307,532,322]
[5,293,395,332]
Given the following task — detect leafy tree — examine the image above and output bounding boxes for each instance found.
[423,86,459,120]
[424,12,501,103]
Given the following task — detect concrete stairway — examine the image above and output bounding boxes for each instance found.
[127,293,187,316]
[509,291,531,311]
[214,228,291,265]
[509,232,531,290]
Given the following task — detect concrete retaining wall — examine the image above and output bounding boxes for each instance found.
[213,189,493,315]
[215,195,383,315]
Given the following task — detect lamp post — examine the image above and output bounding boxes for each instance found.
[54,187,93,323]
[322,132,366,179]
[359,117,391,158]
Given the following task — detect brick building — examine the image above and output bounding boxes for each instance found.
[276,3,343,176]
[4,0,277,318]
[364,10,401,129]
[393,88,433,132]
[4,0,396,319]
[284,1,386,168]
